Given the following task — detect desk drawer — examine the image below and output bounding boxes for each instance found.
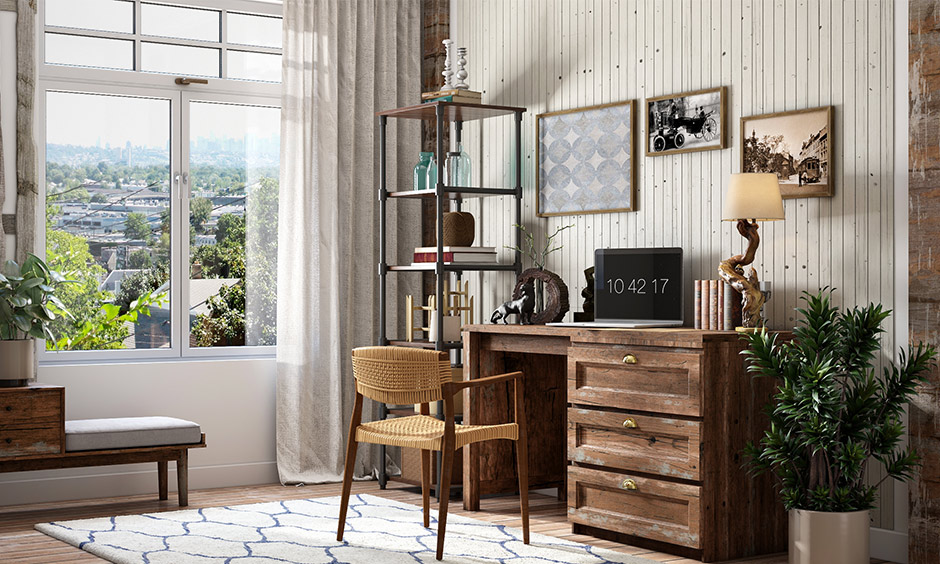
[568,345,703,416]
[0,426,62,457]
[568,465,701,549]
[568,408,701,480]
[0,388,63,426]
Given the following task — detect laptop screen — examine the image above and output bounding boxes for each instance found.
[594,248,683,323]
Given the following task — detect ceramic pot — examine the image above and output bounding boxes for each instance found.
[789,508,869,564]
[0,339,34,387]
[441,211,475,247]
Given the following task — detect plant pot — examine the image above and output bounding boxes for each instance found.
[0,339,34,387]
[789,508,869,564]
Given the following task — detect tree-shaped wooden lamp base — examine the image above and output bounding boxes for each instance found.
[718,219,766,329]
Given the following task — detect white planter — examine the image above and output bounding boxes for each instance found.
[789,508,869,564]
[0,339,34,387]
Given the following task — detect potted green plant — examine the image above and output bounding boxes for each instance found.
[0,254,69,386]
[741,290,936,564]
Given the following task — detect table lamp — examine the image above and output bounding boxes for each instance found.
[718,173,785,329]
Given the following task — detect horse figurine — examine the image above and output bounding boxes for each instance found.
[490,280,535,325]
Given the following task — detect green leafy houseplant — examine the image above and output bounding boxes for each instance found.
[0,254,69,341]
[741,289,936,512]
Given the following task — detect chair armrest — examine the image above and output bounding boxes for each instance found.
[442,371,523,396]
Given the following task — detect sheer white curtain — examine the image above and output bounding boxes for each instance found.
[276,0,421,484]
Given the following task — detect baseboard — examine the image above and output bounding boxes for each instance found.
[871,527,907,564]
[0,461,279,507]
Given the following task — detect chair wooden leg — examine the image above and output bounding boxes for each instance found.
[436,445,455,560]
[176,450,188,507]
[337,393,364,542]
[421,449,431,527]
[158,460,168,501]
[515,378,530,544]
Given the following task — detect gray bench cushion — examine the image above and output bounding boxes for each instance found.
[65,417,202,452]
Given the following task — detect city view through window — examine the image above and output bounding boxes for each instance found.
[45,91,279,352]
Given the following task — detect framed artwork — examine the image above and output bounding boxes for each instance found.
[741,106,833,198]
[536,100,636,217]
[646,86,727,156]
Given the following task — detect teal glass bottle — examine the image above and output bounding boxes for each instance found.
[426,152,438,190]
[413,152,434,191]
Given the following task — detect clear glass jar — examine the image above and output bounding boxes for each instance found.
[444,143,471,187]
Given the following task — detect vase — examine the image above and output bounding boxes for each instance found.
[426,152,438,190]
[788,509,869,564]
[414,152,434,191]
[442,211,475,247]
[444,143,471,187]
[0,339,34,387]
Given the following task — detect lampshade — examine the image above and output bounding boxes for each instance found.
[722,173,785,221]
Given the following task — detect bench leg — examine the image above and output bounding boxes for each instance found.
[158,461,168,500]
[177,450,188,507]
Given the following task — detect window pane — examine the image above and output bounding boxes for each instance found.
[228,51,281,83]
[227,13,282,49]
[45,0,134,34]
[141,3,220,42]
[45,91,172,351]
[45,34,134,71]
[189,102,279,348]
[141,43,220,78]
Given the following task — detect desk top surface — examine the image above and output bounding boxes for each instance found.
[462,323,783,348]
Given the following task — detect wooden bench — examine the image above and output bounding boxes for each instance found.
[0,385,205,506]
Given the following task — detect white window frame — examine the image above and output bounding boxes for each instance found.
[36,0,282,364]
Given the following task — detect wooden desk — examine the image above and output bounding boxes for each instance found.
[461,324,786,562]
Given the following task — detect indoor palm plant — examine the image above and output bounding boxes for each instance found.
[741,289,936,564]
[0,254,69,386]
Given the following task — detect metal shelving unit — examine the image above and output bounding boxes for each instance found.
[375,100,525,493]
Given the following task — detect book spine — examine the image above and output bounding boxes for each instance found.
[723,282,734,330]
[703,281,711,331]
[414,252,454,262]
[710,280,719,331]
[694,280,702,330]
[717,280,724,330]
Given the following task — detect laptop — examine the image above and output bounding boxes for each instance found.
[549,247,685,329]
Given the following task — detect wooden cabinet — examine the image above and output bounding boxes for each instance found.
[0,385,65,458]
[566,333,786,562]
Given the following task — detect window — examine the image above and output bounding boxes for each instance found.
[39,0,282,361]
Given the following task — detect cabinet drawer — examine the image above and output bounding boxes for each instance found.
[568,408,701,480]
[568,465,701,549]
[0,388,63,426]
[568,345,702,416]
[0,426,63,457]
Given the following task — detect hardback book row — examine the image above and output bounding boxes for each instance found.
[694,279,742,331]
[412,246,496,264]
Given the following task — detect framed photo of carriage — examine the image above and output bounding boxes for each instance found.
[740,106,834,198]
[645,86,727,156]
[536,100,636,217]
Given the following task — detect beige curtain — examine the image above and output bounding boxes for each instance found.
[276,0,421,484]
[14,0,36,264]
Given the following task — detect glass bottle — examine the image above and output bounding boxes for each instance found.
[413,151,434,191]
[444,143,471,187]
[426,152,438,190]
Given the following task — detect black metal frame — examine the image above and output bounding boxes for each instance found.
[376,102,525,497]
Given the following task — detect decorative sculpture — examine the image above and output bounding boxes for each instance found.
[490,280,535,325]
[718,220,765,329]
[573,266,595,322]
[513,268,569,324]
[442,40,454,89]
[454,47,469,89]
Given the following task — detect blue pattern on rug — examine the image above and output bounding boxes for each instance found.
[36,493,657,564]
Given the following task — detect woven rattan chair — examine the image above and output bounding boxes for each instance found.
[337,346,530,560]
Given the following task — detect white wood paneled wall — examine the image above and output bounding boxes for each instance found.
[451,0,895,528]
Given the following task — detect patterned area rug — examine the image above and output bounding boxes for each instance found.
[36,493,657,563]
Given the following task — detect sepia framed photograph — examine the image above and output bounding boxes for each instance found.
[536,100,636,217]
[645,86,727,156]
[740,106,834,198]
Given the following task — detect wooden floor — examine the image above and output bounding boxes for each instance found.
[0,481,895,563]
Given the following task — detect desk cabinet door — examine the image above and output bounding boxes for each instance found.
[568,465,702,549]
[567,344,703,416]
[568,408,701,481]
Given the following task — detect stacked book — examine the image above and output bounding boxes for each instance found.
[694,280,742,330]
[413,246,497,265]
[421,89,483,104]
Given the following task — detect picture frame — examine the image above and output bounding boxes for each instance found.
[645,86,727,157]
[740,106,834,198]
[536,100,636,217]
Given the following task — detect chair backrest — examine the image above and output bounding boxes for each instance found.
[351,346,451,405]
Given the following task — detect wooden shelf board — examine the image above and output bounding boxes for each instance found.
[376,101,525,121]
[388,263,517,272]
[388,186,517,199]
[388,339,463,350]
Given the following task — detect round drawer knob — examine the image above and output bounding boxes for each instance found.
[620,478,637,491]
[622,354,637,364]
[622,417,638,429]
[4,406,11,411]
[4,438,11,444]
